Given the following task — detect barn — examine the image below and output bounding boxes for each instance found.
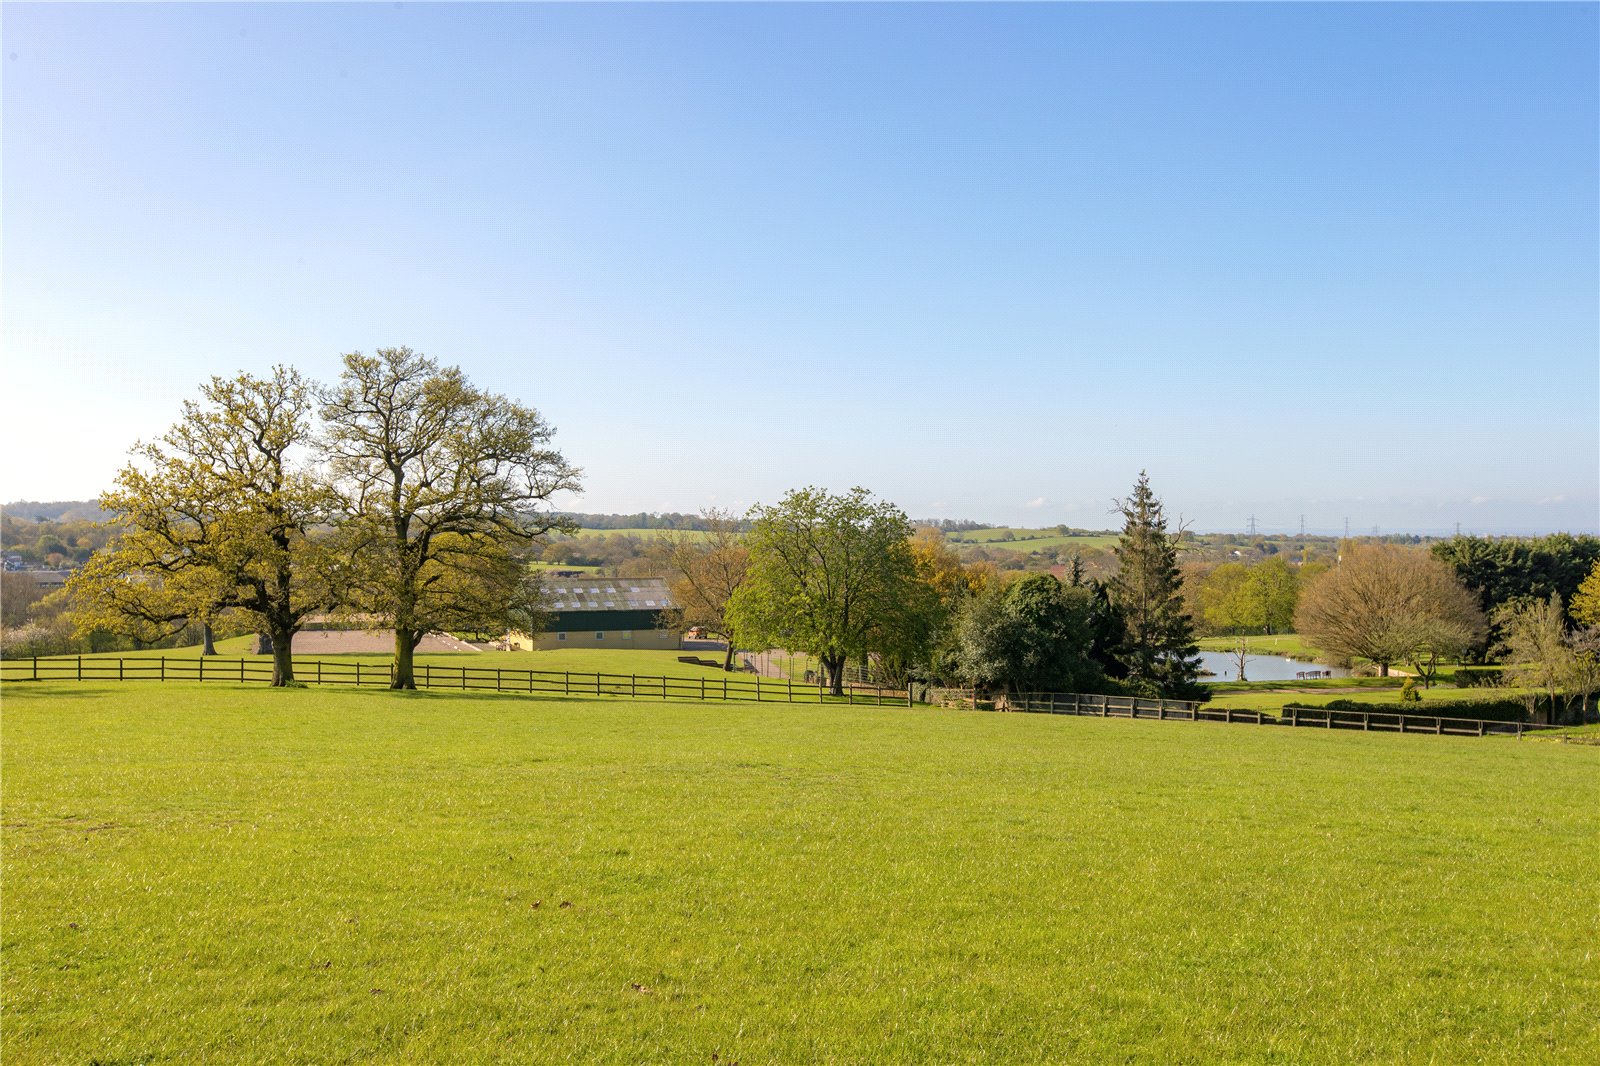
[508,576,681,650]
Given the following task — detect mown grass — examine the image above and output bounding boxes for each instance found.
[4,683,1597,1063]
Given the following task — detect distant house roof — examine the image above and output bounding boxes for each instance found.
[543,577,674,612]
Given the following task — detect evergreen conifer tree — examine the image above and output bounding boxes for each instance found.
[1109,472,1205,699]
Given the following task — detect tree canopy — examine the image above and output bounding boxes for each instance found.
[67,367,337,685]
[321,347,582,688]
[727,487,928,696]
[944,574,1105,696]
[1296,544,1485,679]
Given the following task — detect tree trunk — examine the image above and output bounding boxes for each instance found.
[268,622,296,686]
[201,623,217,657]
[722,641,735,672]
[822,654,845,698]
[393,628,419,689]
[1379,662,1389,677]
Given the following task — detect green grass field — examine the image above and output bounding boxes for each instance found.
[4,683,1597,1062]
[946,527,1120,551]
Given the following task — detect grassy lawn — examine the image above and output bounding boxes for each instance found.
[4,684,1597,1062]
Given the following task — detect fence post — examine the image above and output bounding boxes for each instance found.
[240,658,245,683]
[119,657,124,682]
[199,656,204,683]
[906,684,913,708]
[77,655,82,682]
[497,668,502,693]
[1363,713,1370,731]
[564,671,570,696]
[160,657,165,682]
[722,678,728,701]
[317,660,323,686]
[356,661,362,686]
[33,657,39,681]
[632,674,637,698]
[701,677,706,701]
[788,678,793,703]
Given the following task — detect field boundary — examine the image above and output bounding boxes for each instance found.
[2,657,1561,737]
[0,656,909,706]
[991,690,1554,738]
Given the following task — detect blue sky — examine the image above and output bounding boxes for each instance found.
[3,2,1596,534]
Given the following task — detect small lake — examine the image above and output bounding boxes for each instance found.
[1198,651,1350,683]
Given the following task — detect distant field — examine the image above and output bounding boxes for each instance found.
[562,527,704,541]
[946,527,1120,551]
[4,685,1596,1062]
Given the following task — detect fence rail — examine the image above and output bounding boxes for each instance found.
[989,689,1554,737]
[0,656,910,707]
[1,657,1561,738]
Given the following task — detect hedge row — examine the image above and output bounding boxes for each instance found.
[1309,696,1537,724]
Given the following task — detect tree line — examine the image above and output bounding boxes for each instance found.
[662,474,1206,701]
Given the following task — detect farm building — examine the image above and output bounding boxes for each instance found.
[508,576,681,650]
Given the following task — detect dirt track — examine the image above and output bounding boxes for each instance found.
[291,630,479,654]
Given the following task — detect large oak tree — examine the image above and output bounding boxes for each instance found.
[67,367,337,685]
[321,347,580,688]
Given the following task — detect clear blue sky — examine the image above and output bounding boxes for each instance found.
[4,2,1596,534]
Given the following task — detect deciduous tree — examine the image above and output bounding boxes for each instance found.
[67,368,337,685]
[321,347,581,688]
[945,574,1105,696]
[661,508,748,671]
[726,487,925,697]
[1295,544,1484,680]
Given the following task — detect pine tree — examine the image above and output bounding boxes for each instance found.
[1109,472,1204,699]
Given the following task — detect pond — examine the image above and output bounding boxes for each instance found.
[1197,650,1350,683]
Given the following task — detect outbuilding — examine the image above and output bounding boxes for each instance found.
[508,576,680,650]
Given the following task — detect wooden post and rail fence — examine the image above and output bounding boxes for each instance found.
[0,656,1560,738]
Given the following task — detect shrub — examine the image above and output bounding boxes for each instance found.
[1400,678,1420,703]
[1309,697,1535,723]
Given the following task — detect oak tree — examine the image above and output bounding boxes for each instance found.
[68,367,337,684]
[321,348,581,688]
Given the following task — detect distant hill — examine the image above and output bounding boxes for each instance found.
[2,500,113,523]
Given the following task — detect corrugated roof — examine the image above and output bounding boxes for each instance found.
[544,577,674,612]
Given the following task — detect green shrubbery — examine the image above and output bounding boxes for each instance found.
[1451,666,1502,688]
[1309,696,1535,723]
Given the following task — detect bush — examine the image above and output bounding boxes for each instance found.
[1400,678,1420,703]
[1309,697,1534,723]
[1452,666,1501,688]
